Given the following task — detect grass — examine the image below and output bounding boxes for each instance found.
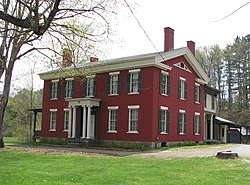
[0,147,250,185]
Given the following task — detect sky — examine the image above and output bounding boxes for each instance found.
[10,0,250,92]
[106,0,250,58]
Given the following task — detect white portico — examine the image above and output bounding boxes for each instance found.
[65,98,101,139]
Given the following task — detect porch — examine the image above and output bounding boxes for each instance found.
[65,97,101,140]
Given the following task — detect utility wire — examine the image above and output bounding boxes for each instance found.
[212,1,250,22]
[123,0,166,62]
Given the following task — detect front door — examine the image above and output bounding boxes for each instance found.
[89,115,95,139]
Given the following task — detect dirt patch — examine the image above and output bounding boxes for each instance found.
[7,146,113,157]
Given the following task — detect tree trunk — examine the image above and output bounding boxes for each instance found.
[0,41,20,148]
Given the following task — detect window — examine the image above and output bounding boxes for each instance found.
[64,79,74,98]
[194,113,201,135]
[128,106,139,133]
[205,94,207,108]
[85,77,96,97]
[178,111,187,134]
[174,61,191,72]
[160,72,170,96]
[50,109,57,130]
[159,107,170,134]
[194,83,201,103]
[64,110,69,131]
[211,96,215,110]
[179,78,187,100]
[106,72,121,95]
[108,106,118,132]
[127,69,142,94]
[50,80,59,99]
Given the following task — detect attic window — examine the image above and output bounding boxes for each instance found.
[174,61,191,72]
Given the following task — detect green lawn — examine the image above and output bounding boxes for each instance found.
[0,148,250,185]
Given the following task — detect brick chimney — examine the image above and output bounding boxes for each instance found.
[62,49,72,67]
[90,57,99,62]
[187,41,195,56]
[164,27,174,52]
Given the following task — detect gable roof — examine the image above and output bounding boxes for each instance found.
[39,47,210,84]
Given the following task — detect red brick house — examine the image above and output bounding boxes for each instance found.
[39,27,210,148]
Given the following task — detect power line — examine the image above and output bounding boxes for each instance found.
[212,1,250,22]
[122,0,166,62]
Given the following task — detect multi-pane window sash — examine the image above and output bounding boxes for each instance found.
[194,84,201,103]
[64,80,74,98]
[179,79,187,100]
[108,109,118,132]
[50,81,60,99]
[160,73,170,96]
[159,109,170,134]
[106,74,121,95]
[178,112,187,134]
[50,111,56,130]
[129,109,138,132]
[64,110,69,131]
[85,78,96,97]
[194,114,201,135]
[127,72,142,94]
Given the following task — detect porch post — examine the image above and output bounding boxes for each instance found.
[72,106,76,138]
[204,113,206,139]
[210,114,213,140]
[86,105,91,139]
[81,105,87,138]
[68,106,72,138]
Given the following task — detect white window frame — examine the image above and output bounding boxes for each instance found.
[194,83,200,103]
[110,73,119,95]
[178,110,186,135]
[194,112,201,135]
[179,77,186,100]
[65,79,73,98]
[49,109,57,131]
[108,106,118,133]
[128,105,139,133]
[160,71,169,96]
[86,77,95,97]
[64,109,69,131]
[51,80,59,100]
[159,106,169,134]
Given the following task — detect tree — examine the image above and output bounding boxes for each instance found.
[0,0,118,148]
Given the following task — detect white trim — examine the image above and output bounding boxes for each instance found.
[195,78,206,85]
[179,77,186,81]
[49,129,56,132]
[86,75,95,78]
[129,69,141,73]
[179,109,186,113]
[108,106,119,110]
[160,106,168,110]
[128,105,140,109]
[65,77,74,81]
[50,109,57,111]
[195,83,200,86]
[127,131,139,134]
[195,112,200,116]
[161,70,169,75]
[160,132,168,135]
[128,92,140,95]
[109,71,120,75]
[64,108,69,111]
[51,79,59,82]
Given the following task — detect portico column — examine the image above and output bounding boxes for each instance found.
[204,113,206,139]
[72,106,76,138]
[210,114,213,140]
[68,106,72,138]
[81,106,87,138]
[86,105,92,139]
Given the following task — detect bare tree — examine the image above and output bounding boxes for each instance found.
[0,0,118,148]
